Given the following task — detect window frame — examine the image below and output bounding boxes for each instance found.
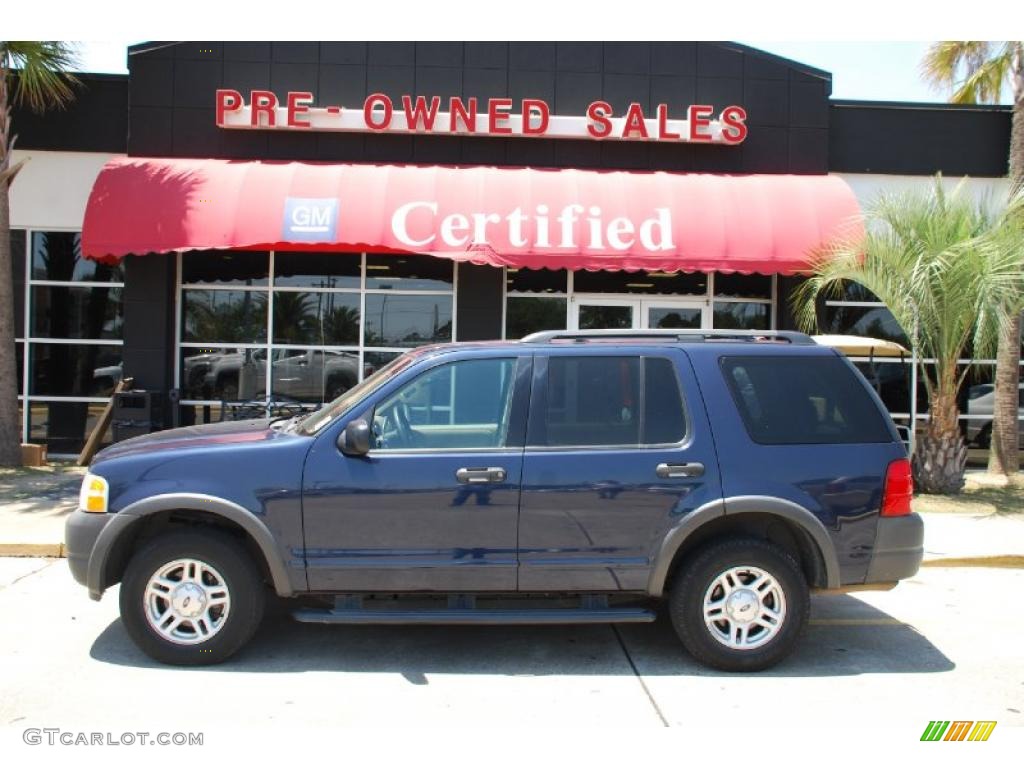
[525,353,690,451]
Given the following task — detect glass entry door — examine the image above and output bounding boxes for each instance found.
[571,298,707,331]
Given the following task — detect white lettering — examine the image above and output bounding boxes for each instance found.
[392,201,437,248]
[506,207,528,247]
[440,213,470,246]
[639,208,674,251]
[471,212,502,243]
[557,204,584,248]
[534,204,551,247]
[606,217,636,250]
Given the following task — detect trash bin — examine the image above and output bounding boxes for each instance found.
[111,390,166,442]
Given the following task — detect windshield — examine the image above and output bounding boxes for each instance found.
[297,352,418,435]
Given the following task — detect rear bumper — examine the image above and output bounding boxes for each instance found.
[65,509,117,599]
[865,513,924,583]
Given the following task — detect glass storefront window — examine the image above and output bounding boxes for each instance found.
[363,294,452,347]
[364,351,402,374]
[506,268,567,294]
[182,289,268,344]
[505,297,567,339]
[16,342,24,396]
[272,291,360,345]
[180,347,268,401]
[714,273,772,299]
[274,251,361,288]
[29,402,113,454]
[713,302,770,330]
[182,250,270,286]
[31,231,123,282]
[574,270,707,295]
[366,254,453,290]
[31,285,123,339]
[29,343,122,398]
[270,348,362,403]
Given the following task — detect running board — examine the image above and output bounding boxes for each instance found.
[292,595,656,625]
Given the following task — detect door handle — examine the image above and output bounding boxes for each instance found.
[456,466,507,484]
[656,462,704,479]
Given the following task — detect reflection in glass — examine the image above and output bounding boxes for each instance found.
[271,348,362,403]
[574,270,706,295]
[713,302,770,330]
[714,273,771,299]
[364,294,452,347]
[822,305,909,346]
[182,251,269,286]
[29,344,122,397]
[272,292,360,345]
[31,286,123,339]
[180,347,268,401]
[365,254,453,290]
[578,305,633,329]
[274,252,361,288]
[648,307,701,329]
[183,290,268,343]
[29,402,113,454]
[32,232,123,282]
[506,268,567,294]
[506,297,567,339]
[364,351,401,376]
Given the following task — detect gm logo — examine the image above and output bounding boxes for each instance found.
[283,197,338,241]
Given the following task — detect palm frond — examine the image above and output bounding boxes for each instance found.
[921,41,1012,104]
[1,41,80,112]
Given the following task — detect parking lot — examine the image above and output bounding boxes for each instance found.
[0,557,1020,733]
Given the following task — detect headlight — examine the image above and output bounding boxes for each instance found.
[79,473,109,513]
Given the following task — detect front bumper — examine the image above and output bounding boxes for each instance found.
[65,509,117,597]
[865,512,924,583]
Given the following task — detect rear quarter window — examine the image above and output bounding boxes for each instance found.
[720,355,892,445]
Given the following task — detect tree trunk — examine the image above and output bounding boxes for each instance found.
[989,47,1024,477]
[914,388,967,494]
[0,179,21,466]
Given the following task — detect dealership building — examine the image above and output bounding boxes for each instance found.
[8,41,1014,455]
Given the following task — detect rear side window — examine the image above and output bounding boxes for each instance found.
[721,355,892,445]
[536,356,686,447]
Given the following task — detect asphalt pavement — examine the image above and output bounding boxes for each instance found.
[0,557,1020,732]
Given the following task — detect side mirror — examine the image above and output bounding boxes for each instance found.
[337,418,371,456]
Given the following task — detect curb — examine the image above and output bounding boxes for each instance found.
[0,543,64,558]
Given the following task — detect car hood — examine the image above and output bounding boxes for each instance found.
[93,418,288,462]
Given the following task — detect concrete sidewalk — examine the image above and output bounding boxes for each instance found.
[1,464,1022,565]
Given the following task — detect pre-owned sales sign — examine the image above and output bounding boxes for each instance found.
[215,89,748,144]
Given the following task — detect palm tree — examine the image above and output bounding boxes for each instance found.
[0,42,78,466]
[922,41,1024,477]
[794,178,1023,494]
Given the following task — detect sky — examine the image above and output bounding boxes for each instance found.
[71,40,1001,105]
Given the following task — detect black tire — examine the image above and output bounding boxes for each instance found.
[119,529,265,666]
[668,538,809,672]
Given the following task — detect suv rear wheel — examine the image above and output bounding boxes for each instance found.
[119,529,265,666]
[668,538,809,672]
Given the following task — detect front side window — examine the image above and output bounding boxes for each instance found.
[372,358,517,450]
[535,356,686,447]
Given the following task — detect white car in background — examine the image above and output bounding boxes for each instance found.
[965,383,1024,447]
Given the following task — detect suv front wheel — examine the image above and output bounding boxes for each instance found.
[668,538,809,672]
[119,529,265,666]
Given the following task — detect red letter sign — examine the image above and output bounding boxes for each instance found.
[287,91,313,128]
[720,105,748,144]
[622,103,649,139]
[656,104,680,140]
[250,90,278,127]
[522,99,550,135]
[586,101,613,138]
[364,93,393,130]
[402,95,441,131]
[215,89,242,125]
[449,97,478,133]
[688,104,714,142]
[488,98,513,134]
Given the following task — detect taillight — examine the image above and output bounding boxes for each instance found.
[881,458,913,517]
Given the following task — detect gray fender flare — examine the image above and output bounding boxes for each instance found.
[86,493,294,600]
[646,495,841,596]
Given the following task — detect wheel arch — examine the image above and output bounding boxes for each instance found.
[87,493,295,600]
[647,496,841,597]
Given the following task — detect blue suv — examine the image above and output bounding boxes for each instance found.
[66,329,923,671]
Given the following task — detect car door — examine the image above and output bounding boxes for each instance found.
[517,348,722,591]
[301,353,531,592]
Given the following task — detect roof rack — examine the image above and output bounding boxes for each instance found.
[520,329,816,344]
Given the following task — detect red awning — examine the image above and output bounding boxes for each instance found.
[82,157,861,274]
